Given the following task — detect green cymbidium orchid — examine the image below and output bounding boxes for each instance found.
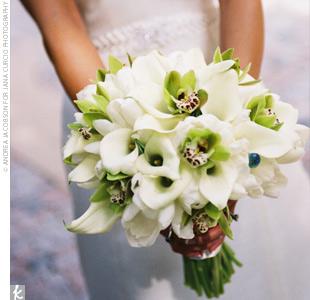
[164,70,208,115]
[247,94,283,131]
[180,128,230,169]
[235,93,304,159]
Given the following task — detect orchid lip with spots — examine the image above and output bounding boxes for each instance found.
[63,47,309,298]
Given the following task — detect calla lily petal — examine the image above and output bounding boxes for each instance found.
[84,141,101,154]
[129,83,173,119]
[158,204,175,228]
[168,48,207,74]
[122,202,140,223]
[136,166,192,210]
[134,114,183,133]
[273,96,298,128]
[136,134,180,180]
[100,128,139,175]
[197,60,235,86]
[68,155,99,183]
[66,201,120,234]
[131,51,167,85]
[199,161,238,209]
[77,179,100,190]
[200,69,242,121]
[234,121,291,158]
[107,98,144,128]
[172,204,194,239]
[93,119,119,136]
[63,131,89,159]
[239,74,268,105]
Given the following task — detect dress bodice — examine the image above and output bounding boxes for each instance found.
[76,0,220,62]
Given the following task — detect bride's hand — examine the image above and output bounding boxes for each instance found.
[161,200,237,258]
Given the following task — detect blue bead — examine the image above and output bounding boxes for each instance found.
[248,153,261,168]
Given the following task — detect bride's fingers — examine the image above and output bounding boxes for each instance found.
[207,235,225,252]
[205,225,223,241]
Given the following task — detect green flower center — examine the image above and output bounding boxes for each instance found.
[150,154,163,166]
[181,128,230,169]
[164,70,208,115]
[160,177,173,188]
[247,95,283,131]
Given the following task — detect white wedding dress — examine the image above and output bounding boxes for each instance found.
[63,1,310,299]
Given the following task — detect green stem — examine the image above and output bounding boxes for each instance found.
[182,242,242,298]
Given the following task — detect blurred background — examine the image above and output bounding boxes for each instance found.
[11,0,309,299]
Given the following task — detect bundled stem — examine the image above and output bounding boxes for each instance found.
[183,243,242,298]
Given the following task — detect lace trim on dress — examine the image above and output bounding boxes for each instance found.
[91,12,217,59]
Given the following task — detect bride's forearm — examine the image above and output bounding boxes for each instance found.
[219,0,264,78]
[21,0,103,101]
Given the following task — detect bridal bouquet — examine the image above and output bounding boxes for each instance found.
[63,48,309,298]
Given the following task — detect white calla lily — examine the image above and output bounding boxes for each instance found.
[132,165,191,210]
[68,155,99,183]
[106,98,144,128]
[66,201,121,234]
[84,141,101,155]
[93,119,119,136]
[272,94,298,129]
[100,128,139,175]
[238,74,268,104]
[200,69,243,121]
[136,134,180,180]
[77,179,100,190]
[134,114,183,133]
[168,48,207,74]
[199,161,238,209]
[129,83,174,119]
[234,121,292,158]
[131,51,167,85]
[113,66,136,94]
[63,131,89,159]
[196,60,235,86]
[172,204,194,239]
